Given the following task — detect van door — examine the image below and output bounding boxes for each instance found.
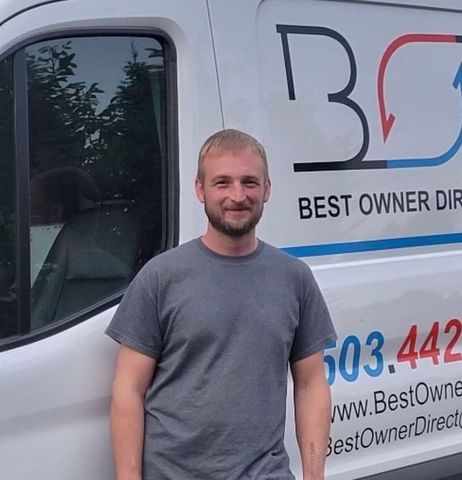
[0,1,222,478]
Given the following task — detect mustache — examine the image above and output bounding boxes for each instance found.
[223,199,252,209]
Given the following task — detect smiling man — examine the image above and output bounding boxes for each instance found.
[106,129,337,480]
[195,134,270,253]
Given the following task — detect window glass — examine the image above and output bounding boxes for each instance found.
[27,36,168,330]
[0,57,16,338]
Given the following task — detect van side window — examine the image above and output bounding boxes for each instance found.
[0,57,16,338]
[0,35,172,340]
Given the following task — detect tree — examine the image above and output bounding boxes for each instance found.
[27,41,104,177]
[98,42,166,264]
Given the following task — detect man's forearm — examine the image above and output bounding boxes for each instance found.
[294,381,331,480]
[110,386,146,480]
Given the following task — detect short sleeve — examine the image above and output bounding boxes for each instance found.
[290,265,337,362]
[105,264,162,359]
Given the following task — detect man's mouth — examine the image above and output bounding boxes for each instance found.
[225,203,251,211]
[225,208,250,213]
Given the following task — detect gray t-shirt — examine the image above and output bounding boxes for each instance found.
[106,238,336,480]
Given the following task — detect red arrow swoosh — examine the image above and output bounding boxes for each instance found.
[378,33,456,142]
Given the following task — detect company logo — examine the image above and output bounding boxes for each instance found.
[277,25,462,172]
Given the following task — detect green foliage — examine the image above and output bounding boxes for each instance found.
[27,41,105,177]
[27,38,166,261]
[0,37,168,336]
[98,41,165,263]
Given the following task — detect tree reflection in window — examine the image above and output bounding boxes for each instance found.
[27,36,167,329]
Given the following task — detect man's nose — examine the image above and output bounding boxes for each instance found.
[229,182,246,202]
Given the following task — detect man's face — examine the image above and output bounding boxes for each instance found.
[195,147,271,237]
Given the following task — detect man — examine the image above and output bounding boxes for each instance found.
[106,129,337,480]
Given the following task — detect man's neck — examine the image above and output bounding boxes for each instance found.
[201,228,259,256]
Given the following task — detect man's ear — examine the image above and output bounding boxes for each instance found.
[195,178,205,203]
[264,178,271,203]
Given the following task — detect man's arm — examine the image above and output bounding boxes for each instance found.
[291,350,331,480]
[110,345,157,480]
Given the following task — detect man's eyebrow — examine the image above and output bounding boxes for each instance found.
[241,175,261,182]
[209,174,261,182]
[210,175,231,182]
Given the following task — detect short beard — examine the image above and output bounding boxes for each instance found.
[205,205,263,237]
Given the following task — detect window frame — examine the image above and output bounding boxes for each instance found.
[0,28,178,352]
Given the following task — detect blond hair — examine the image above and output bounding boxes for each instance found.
[197,129,268,181]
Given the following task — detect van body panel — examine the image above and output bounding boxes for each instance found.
[0,0,460,479]
[0,308,117,479]
[211,0,462,478]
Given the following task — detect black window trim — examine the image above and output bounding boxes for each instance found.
[13,47,31,336]
[0,27,178,352]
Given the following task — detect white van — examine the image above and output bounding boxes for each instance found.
[0,0,461,478]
